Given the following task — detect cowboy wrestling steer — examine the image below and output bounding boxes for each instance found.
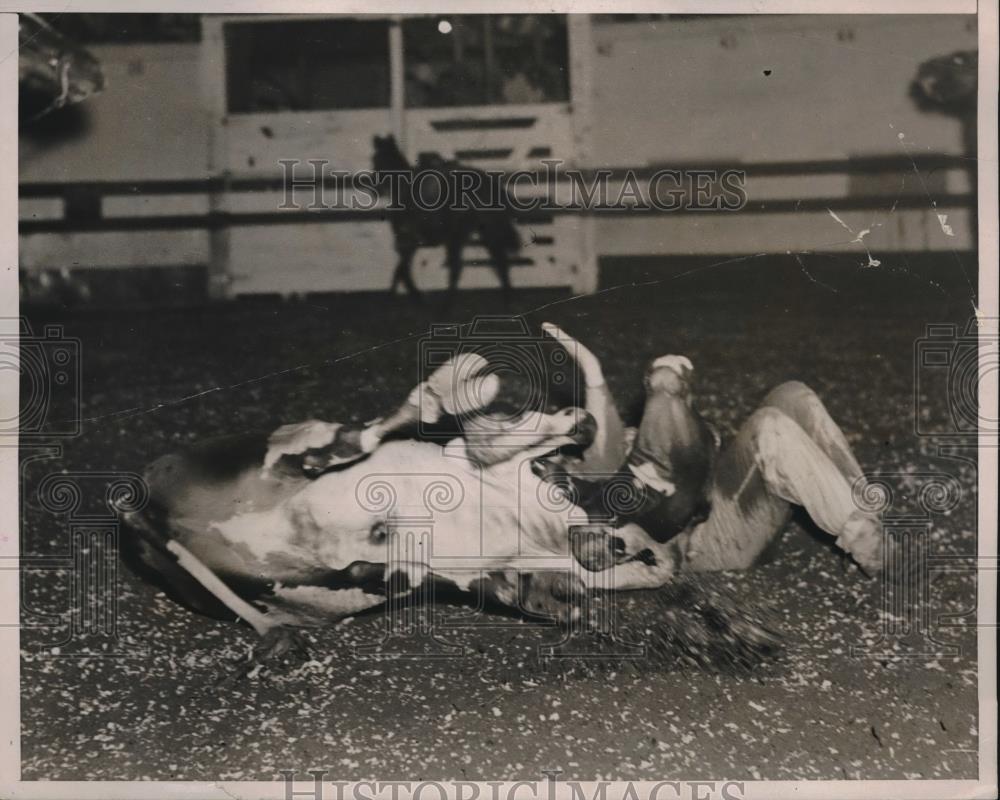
[121,329,621,663]
[121,323,886,668]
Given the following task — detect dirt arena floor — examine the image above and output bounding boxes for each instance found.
[19,254,980,781]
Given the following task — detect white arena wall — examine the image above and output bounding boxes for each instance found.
[18,14,978,298]
[589,14,976,260]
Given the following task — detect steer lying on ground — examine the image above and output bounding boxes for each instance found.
[122,408,668,661]
[121,329,641,659]
[121,323,883,672]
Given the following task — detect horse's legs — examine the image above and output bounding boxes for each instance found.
[391,245,420,302]
[488,242,512,306]
[444,239,463,305]
[390,248,404,294]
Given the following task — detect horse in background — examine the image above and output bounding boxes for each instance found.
[371,135,520,305]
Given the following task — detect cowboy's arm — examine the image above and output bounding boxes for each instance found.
[264,353,498,475]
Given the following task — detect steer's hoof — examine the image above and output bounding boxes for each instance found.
[258,626,312,662]
[220,626,312,684]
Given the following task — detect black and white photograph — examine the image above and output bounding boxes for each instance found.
[1,4,997,798]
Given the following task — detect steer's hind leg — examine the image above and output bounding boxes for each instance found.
[122,510,307,680]
[164,542,313,680]
[164,540,279,637]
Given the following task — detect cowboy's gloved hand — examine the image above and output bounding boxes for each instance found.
[410,352,500,422]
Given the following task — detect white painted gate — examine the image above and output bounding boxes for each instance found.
[202,14,596,298]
